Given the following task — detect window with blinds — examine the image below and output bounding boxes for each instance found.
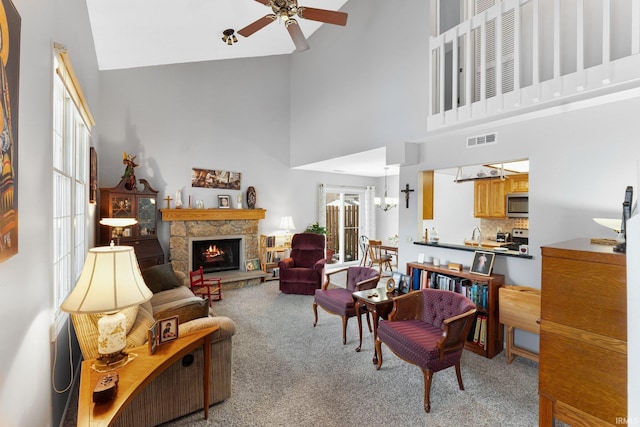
[471,0,515,101]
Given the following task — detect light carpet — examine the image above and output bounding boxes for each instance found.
[62,274,540,426]
[159,279,539,426]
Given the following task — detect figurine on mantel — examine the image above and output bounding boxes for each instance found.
[247,186,257,209]
[175,189,183,208]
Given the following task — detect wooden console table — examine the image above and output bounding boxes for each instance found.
[77,326,218,426]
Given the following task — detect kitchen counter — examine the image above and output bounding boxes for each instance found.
[414,241,533,259]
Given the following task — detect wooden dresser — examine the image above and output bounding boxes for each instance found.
[539,239,627,426]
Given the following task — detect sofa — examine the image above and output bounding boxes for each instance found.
[71,263,235,426]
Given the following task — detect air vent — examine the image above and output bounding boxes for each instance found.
[467,132,497,148]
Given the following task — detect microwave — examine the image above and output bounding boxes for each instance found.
[506,193,528,217]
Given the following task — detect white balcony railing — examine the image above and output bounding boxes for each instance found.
[428,0,640,131]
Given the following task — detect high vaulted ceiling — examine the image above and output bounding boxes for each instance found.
[86,0,350,70]
[86,0,396,178]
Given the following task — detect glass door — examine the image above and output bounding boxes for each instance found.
[325,190,363,265]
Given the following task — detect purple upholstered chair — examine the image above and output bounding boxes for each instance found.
[278,233,326,295]
[375,288,477,413]
[313,266,380,344]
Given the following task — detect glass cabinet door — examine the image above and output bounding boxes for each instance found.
[137,196,157,236]
[111,196,134,217]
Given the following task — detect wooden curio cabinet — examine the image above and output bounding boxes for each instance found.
[99,177,164,269]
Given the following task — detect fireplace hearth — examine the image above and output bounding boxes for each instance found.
[192,238,241,273]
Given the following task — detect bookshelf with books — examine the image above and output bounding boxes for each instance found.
[406,262,504,359]
[259,235,289,281]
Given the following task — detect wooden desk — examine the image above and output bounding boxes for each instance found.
[77,326,219,427]
[352,288,397,365]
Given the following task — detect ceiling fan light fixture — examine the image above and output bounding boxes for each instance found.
[221,29,238,45]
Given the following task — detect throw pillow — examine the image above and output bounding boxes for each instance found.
[154,297,210,325]
[141,263,182,294]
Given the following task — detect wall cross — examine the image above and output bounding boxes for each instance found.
[400,183,414,208]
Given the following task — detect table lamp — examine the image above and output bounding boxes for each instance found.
[61,245,152,369]
[279,216,296,246]
[100,218,138,245]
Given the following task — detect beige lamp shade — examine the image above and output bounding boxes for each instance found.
[99,218,138,228]
[279,216,296,232]
[61,246,152,314]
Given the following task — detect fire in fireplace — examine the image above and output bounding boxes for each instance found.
[192,238,241,273]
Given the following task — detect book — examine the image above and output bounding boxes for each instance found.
[479,314,487,348]
[473,316,481,344]
[412,268,421,290]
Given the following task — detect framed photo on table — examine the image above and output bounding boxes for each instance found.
[148,321,159,354]
[159,316,179,344]
[245,258,260,272]
[470,251,495,276]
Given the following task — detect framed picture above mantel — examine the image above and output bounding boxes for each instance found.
[191,168,241,190]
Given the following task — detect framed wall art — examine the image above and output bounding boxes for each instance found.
[191,168,241,190]
[89,146,97,203]
[0,0,20,264]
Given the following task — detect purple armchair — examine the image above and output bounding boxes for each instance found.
[375,288,477,413]
[313,266,380,344]
[278,233,326,295]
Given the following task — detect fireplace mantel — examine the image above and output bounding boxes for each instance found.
[161,208,266,222]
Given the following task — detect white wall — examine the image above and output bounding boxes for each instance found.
[423,171,478,245]
[0,0,100,426]
[397,96,640,352]
[289,0,429,167]
[97,57,376,254]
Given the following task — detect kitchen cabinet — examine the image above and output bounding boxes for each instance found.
[421,170,434,220]
[474,178,506,218]
[99,177,164,269]
[507,173,529,193]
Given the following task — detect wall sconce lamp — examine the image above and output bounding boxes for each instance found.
[222,29,238,45]
[61,246,152,369]
[100,218,138,245]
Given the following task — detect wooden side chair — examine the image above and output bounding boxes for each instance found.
[375,289,477,413]
[189,266,222,305]
[367,240,393,274]
[359,235,369,266]
[313,266,380,345]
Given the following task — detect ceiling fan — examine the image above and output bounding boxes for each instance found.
[237,0,348,52]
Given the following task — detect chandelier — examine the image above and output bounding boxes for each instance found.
[375,167,398,212]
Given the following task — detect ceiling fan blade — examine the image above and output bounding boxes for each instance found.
[255,0,270,4]
[237,14,277,37]
[297,7,348,26]
[286,19,309,52]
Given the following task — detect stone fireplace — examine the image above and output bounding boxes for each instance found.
[162,209,266,286]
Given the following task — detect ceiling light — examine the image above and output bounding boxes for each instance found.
[221,29,238,45]
[375,167,398,212]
